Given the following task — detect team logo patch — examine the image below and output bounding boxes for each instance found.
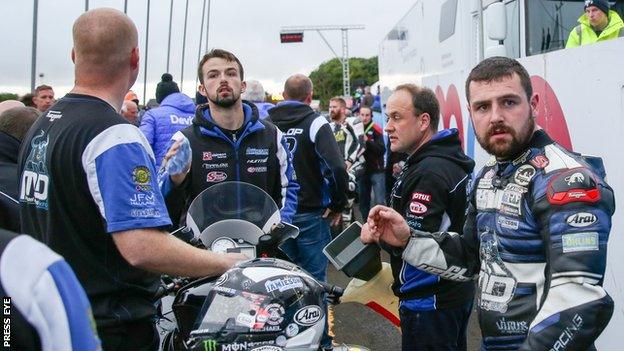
[132,166,152,191]
[566,212,597,228]
[247,166,268,173]
[562,232,599,253]
[409,201,428,214]
[265,303,285,326]
[285,323,299,337]
[513,165,536,186]
[547,168,600,205]
[202,151,227,161]
[529,155,549,169]
[294,305,322,326]
[206,171,227,182]
[411,192,432,202]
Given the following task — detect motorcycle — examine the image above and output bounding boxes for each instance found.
[156,181,369,351]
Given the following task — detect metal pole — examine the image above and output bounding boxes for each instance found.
[180,0,189,92]
[197,0,207,86]
[85,0,89,11]
[31,0,38,92]
[142,0,151,106]
[166,0,173,73]
[205,0,211,52]
[341,29,351,97]
[124,0,128,14]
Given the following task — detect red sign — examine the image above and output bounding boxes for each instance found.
[280,32,304,43]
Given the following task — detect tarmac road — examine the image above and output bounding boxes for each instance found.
[327,252,482,351]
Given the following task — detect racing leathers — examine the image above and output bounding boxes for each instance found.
[330,118,363,173]
[401,130,615,350]
[161,101,299,224]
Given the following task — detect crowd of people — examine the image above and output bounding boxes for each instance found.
[0,1,620,351]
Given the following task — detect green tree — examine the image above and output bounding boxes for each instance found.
[0,93,19,102]
[309,56,378,109]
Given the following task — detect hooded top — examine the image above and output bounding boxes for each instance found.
[139,92,196,167]
[162,100,299,224]
[268,101,348,212]
[566,10,624,48]
[0,131,20,232]
[387,128,476,311]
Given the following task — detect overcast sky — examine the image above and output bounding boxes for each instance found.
[0,0,415,102]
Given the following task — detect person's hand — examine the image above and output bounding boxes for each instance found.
[360,222,380,244]
[366,205,410,248]
[323,208,342,227]
[221,252,249,269]
[162,140,191,186]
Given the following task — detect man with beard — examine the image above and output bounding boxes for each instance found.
[328,97,363,172]
[161,49,298,224]
[361,57,615,350]
[18,10,244,350]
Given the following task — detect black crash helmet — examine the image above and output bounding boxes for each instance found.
[185,258,326,351]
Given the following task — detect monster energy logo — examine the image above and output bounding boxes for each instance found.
[203,340,217,351]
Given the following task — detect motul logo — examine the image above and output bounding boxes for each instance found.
[566,213,597,228]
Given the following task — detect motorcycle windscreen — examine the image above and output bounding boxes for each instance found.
[186,181,280,239]
[191,287,271,335]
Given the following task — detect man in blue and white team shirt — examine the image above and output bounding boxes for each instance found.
[18,9,243,351]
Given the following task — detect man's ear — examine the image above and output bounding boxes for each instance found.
[130,47,140,69]
[530,93,540,118]
[240,81,247,94]
[198,84,208,97]
[71,48,76,63]
[420,112,431,131]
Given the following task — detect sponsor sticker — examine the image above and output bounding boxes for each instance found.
[498,216,519,230]
[236,313,257,328]
[562,232,599,253]
[409,201,428,215]
[132,166,152,191]
[565,172,586,186]
[202,162,228,169]
[294,305,322,326]
[513,165,536,186]
[215,273,228,286]
[529,155,549,169]
[566,212,597,228]
[129,193,156,206]
[265,303,285,326]
[285,323,299,337]
[207,171,228,182]
[247,157,268,164]
[265,277,303,293]
[411,192,432,202]
[202,151,227,161]
[246,147,269,156]
[131,208,160,218]
[247,166,268,173]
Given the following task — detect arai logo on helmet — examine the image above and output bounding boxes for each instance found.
[566,212,597,227]
[294,305,322,326]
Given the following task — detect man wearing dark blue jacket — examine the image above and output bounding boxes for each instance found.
[268,73,348,351]
[140,73,195,168]
[161,49,298,224]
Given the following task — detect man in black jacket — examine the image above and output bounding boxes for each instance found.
[357,105,386,219]
[267,75,348,350]
[0,106,38,232]
[372,84,475,351]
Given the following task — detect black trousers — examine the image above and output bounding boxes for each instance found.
[98,319,159,351]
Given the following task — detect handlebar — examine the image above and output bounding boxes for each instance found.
[319,281,344,298]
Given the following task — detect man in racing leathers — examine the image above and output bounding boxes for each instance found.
[362,57,614,351]
[161,49,298,224]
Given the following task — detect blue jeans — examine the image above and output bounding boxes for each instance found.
[280,210,333,348]
[358,171,386,219]
[400,301,472,351]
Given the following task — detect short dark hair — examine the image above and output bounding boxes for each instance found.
[197,49,244,84]
[283,75,313,102]
[329,96,346,108]
[465,56,533,102]
[394,84,439,131]
[0,107,40,141]
[20,93,36,107]
[359,105,372,115]
[34,84,53,94]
